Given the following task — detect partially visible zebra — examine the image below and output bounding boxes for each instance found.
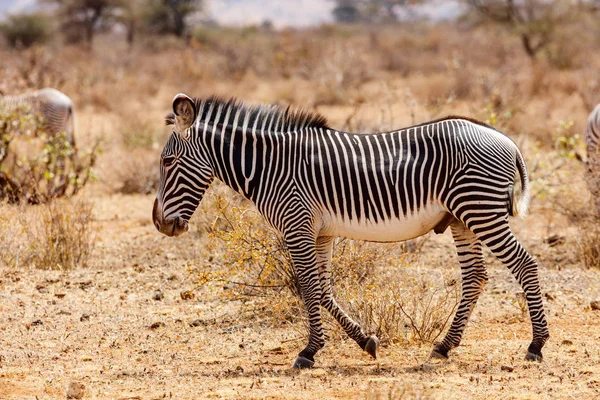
[0,88,76,147]
[585,104,600,212]
[153,94,549,368]
[586,104,600,157]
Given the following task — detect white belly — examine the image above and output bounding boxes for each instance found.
[320,203,447,242]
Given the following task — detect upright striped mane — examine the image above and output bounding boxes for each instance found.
[165,96,330,131]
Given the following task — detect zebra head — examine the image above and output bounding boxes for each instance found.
[153,94,214,237]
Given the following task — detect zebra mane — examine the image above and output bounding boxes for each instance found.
[423,115,502,133]
[165,95,330,131]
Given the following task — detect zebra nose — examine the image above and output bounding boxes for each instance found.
[152,198,162,232]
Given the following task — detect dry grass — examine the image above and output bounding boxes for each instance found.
[0,199,96,269]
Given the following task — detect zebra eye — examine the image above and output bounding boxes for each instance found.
[163,155,176,167]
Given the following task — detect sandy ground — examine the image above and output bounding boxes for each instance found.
[0,194,599,400]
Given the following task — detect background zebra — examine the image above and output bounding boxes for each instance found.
[585,104,600,213]
[153,94,549,368]
[586,104,600,156]
[0,87,76,147]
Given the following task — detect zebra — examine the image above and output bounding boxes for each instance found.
[585,104,600,211]
[0,88,76,147]
[586,104,600,157]
[153,94,549,369]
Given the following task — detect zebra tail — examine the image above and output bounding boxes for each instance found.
[511,150,530,218]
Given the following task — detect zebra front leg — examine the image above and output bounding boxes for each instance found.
[468,217,550,361]
[286,234,326,369]
[431,221,487,359]
[316,236,379,359]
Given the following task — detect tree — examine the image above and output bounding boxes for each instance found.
[0,12,55,48]
[466,0,573,60]
[331,0,421,23]
[144,0,203,37]
[42,0,124,46]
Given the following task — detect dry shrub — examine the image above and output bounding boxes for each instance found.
[0,199,96,269]
[116,150,159,195]
[196,190,459,345]
[0,105,99,204]
[337,266,459,345]
[580,154,600,268]
[311,43,371,106]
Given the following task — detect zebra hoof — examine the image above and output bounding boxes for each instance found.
[292,355,315,369]
[364,336,379,359]
[430,344,449,360]
[525,351,543,362]
[525,343,543,362]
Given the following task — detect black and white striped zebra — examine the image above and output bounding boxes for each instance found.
[153,94,549,368]
[586,104,600,157]
[585,104,600,212]
[0,88,76,147]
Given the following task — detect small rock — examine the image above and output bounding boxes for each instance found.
[57,310,71,316]
[30,319,43,327]
[189,319,205,327]
[236,365,244,373]
[180,290,195,300]
[80,314,90,322]
[36,284,48,293]
[55,293,66,299]
[66,381,85,399]
[591,301,600,310]
[500,365,514,372]
[149,321,165,330]
[152,290,164,301]
[544,292,555,301]
[561,339,574,346]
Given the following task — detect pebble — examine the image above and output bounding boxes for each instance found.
[152,290,164,301]
[66,381,85,399]
[149,321,165,330]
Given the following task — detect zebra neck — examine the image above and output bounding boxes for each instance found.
[201,122,275,202]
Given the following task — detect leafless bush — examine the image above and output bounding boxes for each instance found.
[338,267,459,345]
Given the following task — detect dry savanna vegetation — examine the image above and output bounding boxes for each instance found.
[1,2,600,399]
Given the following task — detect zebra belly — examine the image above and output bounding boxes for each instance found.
[321,203,447,242]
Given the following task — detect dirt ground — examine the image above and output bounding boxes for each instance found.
[1,194,599,400]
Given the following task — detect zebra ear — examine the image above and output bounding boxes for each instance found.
[172,93,196,133]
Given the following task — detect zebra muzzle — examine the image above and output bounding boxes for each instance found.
[153,199,189,237]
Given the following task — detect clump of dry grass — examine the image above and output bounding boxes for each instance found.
[0,198,96,269]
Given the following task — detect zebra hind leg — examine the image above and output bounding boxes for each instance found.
[431,221,487,360]
[468,216,549,361]
[316,236,379,359]
[286,234,326,369]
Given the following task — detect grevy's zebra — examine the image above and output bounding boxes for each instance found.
[585,104,600,212]
[586,104,600,156]
[0,88,76,146]
[153,94,549,368]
